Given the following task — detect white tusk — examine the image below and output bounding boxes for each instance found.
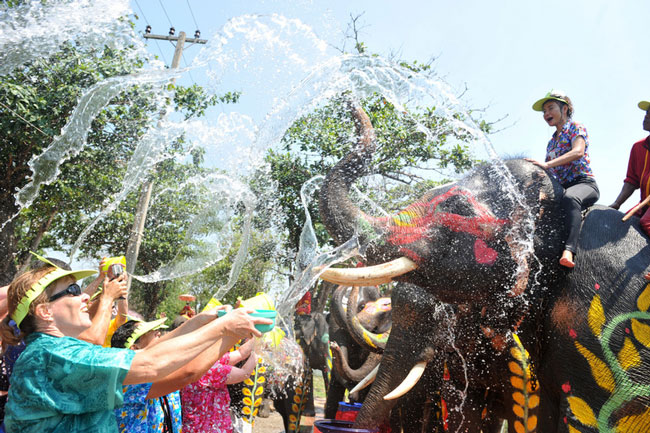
[349,364,379,395]
[383,361,427,400]
[320,257,417,286]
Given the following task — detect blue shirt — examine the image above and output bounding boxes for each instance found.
[545,120,594,186]
[4,333,134,433]
[115,385,182,433]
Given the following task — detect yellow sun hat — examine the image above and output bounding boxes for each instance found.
[532,90,569,112]
[124,317,169,349]
[639,101,650,111]
[12,253,97,327]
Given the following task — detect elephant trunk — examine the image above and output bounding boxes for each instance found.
[345,286,389,352]
[353,283,442,430]
[318,99,378,246]
[331,342,382,383]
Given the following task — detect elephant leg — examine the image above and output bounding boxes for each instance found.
[325,372,346,419]
[304,374,316,417]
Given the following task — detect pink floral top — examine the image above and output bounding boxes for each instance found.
[181,353,233,433]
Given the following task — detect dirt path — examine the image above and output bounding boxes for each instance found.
[251,376,326,433]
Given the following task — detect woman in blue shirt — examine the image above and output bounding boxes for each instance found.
[0,264,270,433]
[526,90,599,268]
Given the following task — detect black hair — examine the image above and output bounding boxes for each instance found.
[169,315,188,331]
[110,320,141,348]
[31,257,71,271]
[545,96,574,119]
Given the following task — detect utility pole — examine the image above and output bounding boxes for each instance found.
[125,29,206,285]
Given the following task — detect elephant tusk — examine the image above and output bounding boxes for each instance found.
[383,361,427,401]
[349,364,379,395]
[320,257,418,286]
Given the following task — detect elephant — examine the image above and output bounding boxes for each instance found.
[325,285,391,418]
[316,101,650,432]
[294,311,331,417]
[229,344,312,433]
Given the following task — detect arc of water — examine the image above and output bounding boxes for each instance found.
[4,68,182,236]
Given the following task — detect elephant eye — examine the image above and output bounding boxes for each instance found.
[436,194,476,217]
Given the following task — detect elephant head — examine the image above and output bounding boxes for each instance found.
[319,100,567,305]
[317,102,573,431]
[329,285,391,383]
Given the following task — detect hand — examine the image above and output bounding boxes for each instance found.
[200,305,230,320]
[220,308,271,339]
[238,339,254,358]
[609,202,620,210]
[102,272,128,301]
[524,158,549,170]
[98,257,108,279]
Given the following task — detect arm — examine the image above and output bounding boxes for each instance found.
[78,273,128,345]
[124,308,271,385]
[83,257,108,296]
[226,351,258,384]
[525,136,586,170]
[227,339,253,366]
[610,182,637,210]
[145,334,241,398]
[148,306,229,348]
[0,285,8,319]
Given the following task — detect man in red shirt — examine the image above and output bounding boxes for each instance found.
[610,100,650,277]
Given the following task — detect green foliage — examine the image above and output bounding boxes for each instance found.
[265,89,487,254]
[0,37,238,315]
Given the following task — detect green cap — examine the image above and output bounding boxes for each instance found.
[11,253,96,327]
[532,90,568,111]
[124,317,169,348]
[639,101,650,111]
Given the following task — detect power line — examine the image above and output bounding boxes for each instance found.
[182,52,196,85]
[133,0,150,26]
[185,0,200,31]
[0,100,50,138]
[158,0,173,27]
[133,0,168,65]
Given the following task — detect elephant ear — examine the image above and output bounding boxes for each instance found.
[297,316,317,345]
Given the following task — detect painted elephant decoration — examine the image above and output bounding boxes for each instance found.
[294,311,331,417]
[325,285,391,418]
[317,101,650,432]
[229,349,312,433]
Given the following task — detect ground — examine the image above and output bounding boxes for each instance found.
[251,371,327,433]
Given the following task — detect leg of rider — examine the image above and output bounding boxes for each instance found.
[561,180,600,265]
[639,209,650,280]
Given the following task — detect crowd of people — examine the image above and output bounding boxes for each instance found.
[0,93,649,433]
[0,256,271,433]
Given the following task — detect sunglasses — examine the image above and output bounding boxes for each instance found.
[48,283,82,302]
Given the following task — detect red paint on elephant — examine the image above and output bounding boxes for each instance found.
[362,298,392,315]
[377,187,509,265]
[474,239,498,265]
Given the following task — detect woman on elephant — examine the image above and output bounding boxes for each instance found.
[526,90,599,268]
[0,265,270,433]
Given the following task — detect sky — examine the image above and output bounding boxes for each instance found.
[129,0,650,207]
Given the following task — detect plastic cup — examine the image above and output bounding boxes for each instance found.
[217,308,276,333]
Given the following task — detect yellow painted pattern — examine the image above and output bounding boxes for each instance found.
[631,319,650,347]
[568,425,581,433]
[617,337,641,370]
[588,295,606,337]
[567,396,597,427]
[392,210,418,227]
[616,405,650,432]
[574,341,615,393]
[637,284,650,312]
[509,333,539,433]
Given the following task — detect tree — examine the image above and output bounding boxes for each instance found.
[0,32,240,323]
